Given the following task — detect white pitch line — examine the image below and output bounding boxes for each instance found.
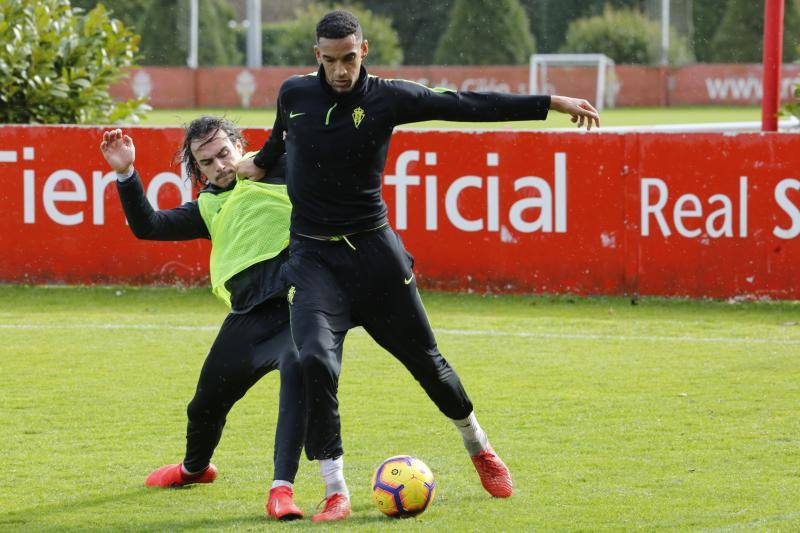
[436,328,800,346]
[1,323,799,346]
[0,323,218,332]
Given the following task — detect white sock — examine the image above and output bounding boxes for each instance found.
[452,412,490,456]
[319,456,349,498]
[271,479,293,490]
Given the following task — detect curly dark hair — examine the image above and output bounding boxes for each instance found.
[177,116,246,187]
[316,10,362,42]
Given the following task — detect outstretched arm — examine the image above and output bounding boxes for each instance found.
[388,81,600,131]
[100,129,209,241]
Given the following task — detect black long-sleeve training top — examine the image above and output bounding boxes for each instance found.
[116,161,288,313]
[253,65,551,237]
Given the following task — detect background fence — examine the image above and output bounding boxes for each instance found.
[110,64,800,109]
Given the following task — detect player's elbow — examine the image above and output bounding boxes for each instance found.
[130,229,152,240]
[128,223,156,240]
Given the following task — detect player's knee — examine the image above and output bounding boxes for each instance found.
[405,350,448,378]
[186,396,212,422]
[298,341,336,377]
[280,351,304,384]
[281,344,301,366]
[299,348,325,372]
[186,393,230,423]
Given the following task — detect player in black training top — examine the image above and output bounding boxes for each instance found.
[237,10,600,522]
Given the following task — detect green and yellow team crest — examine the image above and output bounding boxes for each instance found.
[352,106,365,128]
[287,285,296,305]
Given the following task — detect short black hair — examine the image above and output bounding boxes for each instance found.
[316,10,362,42]
[178,116,245,187]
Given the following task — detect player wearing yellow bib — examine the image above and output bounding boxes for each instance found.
[100,117,305,521]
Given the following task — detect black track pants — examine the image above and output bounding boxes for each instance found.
[182,298,305,482]
[283,227,473,460]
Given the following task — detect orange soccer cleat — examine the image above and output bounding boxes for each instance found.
[471,447,513,498]
[145,463,217,488]
[311,493,351,522]
[266,486,304,521]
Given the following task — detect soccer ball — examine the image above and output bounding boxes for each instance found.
[371,455,436,518]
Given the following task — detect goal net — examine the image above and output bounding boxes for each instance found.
[529,53,617,112]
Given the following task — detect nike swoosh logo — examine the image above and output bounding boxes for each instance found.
[404,274,414,285]
[289,112,305,118]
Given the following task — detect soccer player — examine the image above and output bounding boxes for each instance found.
[236,10,600,521]
[100,118,306,521]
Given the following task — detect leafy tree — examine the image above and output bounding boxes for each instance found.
[561,7,694,65]
[434,0,535,65]
[519,0,645,54]
[260,3,402,66]
[360,0,638,62]
[71,0,242,66]
[691,0,722,62]
[710,0,800,63]
[357,0,452,64]
[520,0,591,54]
[0,0,147,124]
[70,0,149,24]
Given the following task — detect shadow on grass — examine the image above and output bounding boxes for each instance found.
[0,487,153,529]
[0,489,429,530]
[0,486,268,531]
[0,486,263,529]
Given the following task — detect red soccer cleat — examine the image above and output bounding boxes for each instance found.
[471,447,513,498]
[311,493,351,522]
[266,486,304,521]
[145,463,217,488]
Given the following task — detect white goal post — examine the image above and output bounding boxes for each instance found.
[529,53,616,112]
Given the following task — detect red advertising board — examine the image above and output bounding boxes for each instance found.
[383,131,629,295]
[1,126,798,299]
[633,133,800,298]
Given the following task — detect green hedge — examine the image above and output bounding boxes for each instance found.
[561,7,693,65]
[434,0,535,65]
[787,86,800,121]
[0,0,147,124]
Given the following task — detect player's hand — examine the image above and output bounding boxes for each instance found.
[100,128,135,174]
[550,95,600,131]
[235,156,266,181]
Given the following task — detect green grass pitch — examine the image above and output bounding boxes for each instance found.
[138,106,764,129]
[2,286,799,530]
